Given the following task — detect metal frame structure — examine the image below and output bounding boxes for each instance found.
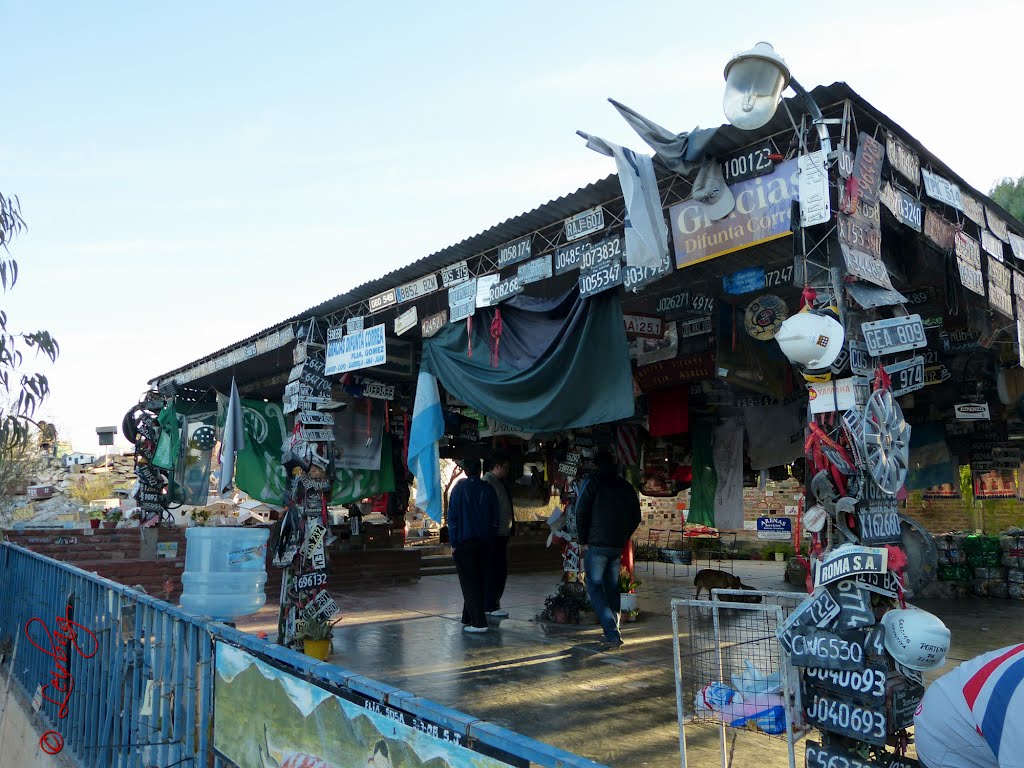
[670,590,810,768]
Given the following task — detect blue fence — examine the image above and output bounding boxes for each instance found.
[0,542,606,768]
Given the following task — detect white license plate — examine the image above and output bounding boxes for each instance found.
[861,315,926,355]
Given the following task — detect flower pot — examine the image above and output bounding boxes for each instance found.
[102,521,117,529]
[303,638,331,661]
[774,552,785,562]
[551,607,570,624]
[620,593,639,612]
[89,519,100,529]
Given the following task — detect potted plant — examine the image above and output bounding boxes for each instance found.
[539,582,591,625]
[618,568,642,616]
[89,510,102,529]
[301,614,342,661]
[102,509,122,529]
[191,507,211,526]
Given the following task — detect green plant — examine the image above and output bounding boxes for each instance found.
[539,581,591,624]
[68,475,115,504]
[104,508,122,523]
[618,567,642,593]
[89,509,103,520]
[301,613,342,640]
[191,507,211,525]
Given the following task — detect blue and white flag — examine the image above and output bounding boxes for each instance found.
[407,369,444,523]
[577,131,668,269]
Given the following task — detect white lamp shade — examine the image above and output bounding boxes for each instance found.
[723,42,790,131]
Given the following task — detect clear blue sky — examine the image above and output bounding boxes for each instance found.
[2,0,1021,451]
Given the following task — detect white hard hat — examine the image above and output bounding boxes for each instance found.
[774,309,845,369]
[880,607,950,672]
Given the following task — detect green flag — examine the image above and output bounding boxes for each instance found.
[234,399,288,504]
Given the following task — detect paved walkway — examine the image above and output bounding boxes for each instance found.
[236,560,1024,768]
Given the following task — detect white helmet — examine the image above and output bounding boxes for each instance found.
[880,607,950,671]
[774,309,845,369]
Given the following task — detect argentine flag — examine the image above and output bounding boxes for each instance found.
[407,368,444,523]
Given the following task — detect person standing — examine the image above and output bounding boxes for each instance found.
[447,458,499,633]
[575,449,641,650]
[914,643,1024,768]
[482,453,514,618]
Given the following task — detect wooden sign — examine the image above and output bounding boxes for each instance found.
[790,627,870,671]
[814,545,888,587]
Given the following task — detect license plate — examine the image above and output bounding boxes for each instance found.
[804,692,888,745]
[298,410,335,426]
[805,741,919,768]
[803,664,888,705]
[496,235,532,268]
[448,278,477,305]
[396,274,439,303]
[776,587,841,654]
[860,315,927,355]
[890,680,924,731]
[294,571,328,591]
[857,508,902,545]
[722,142,775,184]
[298,428,334,442]
[564,206,605,241]
[490,275,523,304]
[362,381,395,400]
[886,356,925,397]
[517,255,552,285]
[849,340,873,375]
[579,235,623,271]
[558,462,578,477]
[578,261,622,298]
[440,260,469,287]
[449,297,474,323]
[790,628,870,671]
[369,288,397,313]
[624,253,673,292]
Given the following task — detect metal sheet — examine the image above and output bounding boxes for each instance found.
[368,288,398,313]
[921,168,963,211]
[886,355,925,397]
[1010,231,1024,262]
[852,132,885,204]
[960,191,987,227]
[396,273,439,304]
[955,231,985,296]
[578,260,623,297]
[886,132,920,186]
[988,258,1013,317]
[840,242,894,289]
[987,208,1010,243]
[847,281,908,309]
[516,254,552,285]
[394,305,418,336]
[982,229,1005,262]
[923,209,956,251]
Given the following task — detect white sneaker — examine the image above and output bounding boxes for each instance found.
[487,609,509,618]
[463,625,488,633]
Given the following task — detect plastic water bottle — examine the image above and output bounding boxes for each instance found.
[180,527,269,620]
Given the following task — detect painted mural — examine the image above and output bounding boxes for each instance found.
[214,643,515,768]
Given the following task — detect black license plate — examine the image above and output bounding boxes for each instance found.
[790,628,869,671]
[803,663,888,705]
[805,741,920,768]
[578,261,623,298]
[804,692,888,745]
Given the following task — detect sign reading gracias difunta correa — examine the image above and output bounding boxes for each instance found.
[325,324,387,376]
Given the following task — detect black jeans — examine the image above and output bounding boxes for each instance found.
[454,539,488,628]
[486,536,509,612]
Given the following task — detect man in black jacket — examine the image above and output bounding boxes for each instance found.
[575,449,641,650]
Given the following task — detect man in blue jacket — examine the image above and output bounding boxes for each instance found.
[576,449,641,650]
[448,458,499,633]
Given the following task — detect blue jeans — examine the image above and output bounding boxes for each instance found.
[584,546,622,643]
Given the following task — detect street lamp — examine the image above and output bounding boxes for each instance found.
[723,42,831,155]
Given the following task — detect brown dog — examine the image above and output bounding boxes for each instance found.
[693,569,762,602]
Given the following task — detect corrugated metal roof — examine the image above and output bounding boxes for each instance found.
[153,82,1024,385]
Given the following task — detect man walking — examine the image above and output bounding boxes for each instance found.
[447,458,499,633]
[575,449,641,651]
[483,453,514,618]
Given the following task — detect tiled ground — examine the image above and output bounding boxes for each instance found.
[235,559,1024,768]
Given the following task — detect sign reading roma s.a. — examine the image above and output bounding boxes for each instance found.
[671,159,798,269]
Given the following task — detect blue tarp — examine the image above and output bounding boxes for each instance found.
[421,289,635,432]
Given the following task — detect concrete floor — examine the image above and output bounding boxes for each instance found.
[236,560,1024,768]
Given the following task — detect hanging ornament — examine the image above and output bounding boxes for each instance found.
[190,425,216,451]
[743,294,789,340]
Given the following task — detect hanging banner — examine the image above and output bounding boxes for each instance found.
[885,132,920,186]
[670,159,797,269]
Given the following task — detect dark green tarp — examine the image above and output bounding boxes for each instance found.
[421,289,635,432]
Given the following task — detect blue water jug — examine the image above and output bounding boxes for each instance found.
[180,527,269,620]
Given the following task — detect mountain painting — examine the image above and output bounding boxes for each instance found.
[213,642,514,768]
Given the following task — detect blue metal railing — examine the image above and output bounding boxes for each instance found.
[0,542,607,768]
